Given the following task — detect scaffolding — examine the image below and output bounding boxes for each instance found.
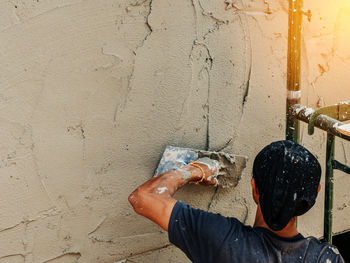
[285,0,350,244]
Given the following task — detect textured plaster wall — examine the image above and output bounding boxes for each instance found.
[0,0,349,262]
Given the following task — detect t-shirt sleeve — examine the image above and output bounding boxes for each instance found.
[318,245,346,263]
[168,201,243,263]
[338,255,346,263]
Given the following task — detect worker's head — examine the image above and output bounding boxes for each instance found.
[252,140,321,231]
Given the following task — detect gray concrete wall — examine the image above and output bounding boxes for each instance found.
[0,0,349,262]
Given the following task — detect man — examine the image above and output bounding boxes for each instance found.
[129,140,344,262]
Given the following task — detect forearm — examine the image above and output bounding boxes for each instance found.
[128,158,219,231]
[128,165,202,230]
[135,166,201,197]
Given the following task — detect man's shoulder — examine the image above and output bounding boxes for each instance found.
[250,229,345,263]
[305,237,344,262]
[318,244,343,263]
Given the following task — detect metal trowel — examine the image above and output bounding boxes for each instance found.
[155,146,248,188]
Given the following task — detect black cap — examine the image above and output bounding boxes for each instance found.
[253,140,321,231]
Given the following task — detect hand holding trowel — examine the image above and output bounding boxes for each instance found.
[155,146,247,188]
[128,145,247,231]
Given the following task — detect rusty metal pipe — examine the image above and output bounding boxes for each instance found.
[286,0,303,142]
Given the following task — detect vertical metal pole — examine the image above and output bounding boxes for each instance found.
[324,133,335,243]
[286,0,303,143]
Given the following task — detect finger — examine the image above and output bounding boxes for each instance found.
[200,176,218,186]
[209,178,218,186]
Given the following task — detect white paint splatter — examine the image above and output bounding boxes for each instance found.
[295,106,306,114]
[304,107,315,117]
[337,124,350,134]
[329,246,340,255]
[176,159,187,166]
[156,186,168,194]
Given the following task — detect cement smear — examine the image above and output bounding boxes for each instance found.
[198,151,247,188]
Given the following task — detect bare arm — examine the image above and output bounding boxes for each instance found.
[128,160,218,231]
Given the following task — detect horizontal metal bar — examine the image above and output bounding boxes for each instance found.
[289,105,350,141]
[308,102,350,135]
[333,160,350,175]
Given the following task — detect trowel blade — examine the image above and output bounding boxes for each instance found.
[155,146,248,188]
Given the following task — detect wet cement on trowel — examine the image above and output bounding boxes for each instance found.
[198,150,247,189]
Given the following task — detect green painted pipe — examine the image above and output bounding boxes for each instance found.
[333,160,350,175]
[324,133,335,244]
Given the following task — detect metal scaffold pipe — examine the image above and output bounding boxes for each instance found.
[286,0,303,143]
[289,103,350,243]
[288,104,350,142]
[325,134,335,244]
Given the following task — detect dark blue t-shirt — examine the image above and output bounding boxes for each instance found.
[168,201,345,263]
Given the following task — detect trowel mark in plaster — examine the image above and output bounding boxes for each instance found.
[202,0,252,119]
[13,124,56,207]
[175,44,211,137]
[204,66,211,150]
[131,0,148,7]
[197,0,228,23]
[40,252,81,263]
[176,38,214,133]
[184,0,227,145]
[115,244,171,262]
[189,0,252,210]
[88,215,107,236]
[9,0,83,24]
[0,254,25,262]
[114,0,154,123]
[188,1,254,150]
[235,4,252,112]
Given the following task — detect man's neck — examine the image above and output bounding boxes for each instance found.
[253,204,299,238]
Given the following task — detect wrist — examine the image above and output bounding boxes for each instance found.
[178,166,202,183]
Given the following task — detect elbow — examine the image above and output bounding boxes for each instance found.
[128,188,145,215]
[128,189,138,210]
